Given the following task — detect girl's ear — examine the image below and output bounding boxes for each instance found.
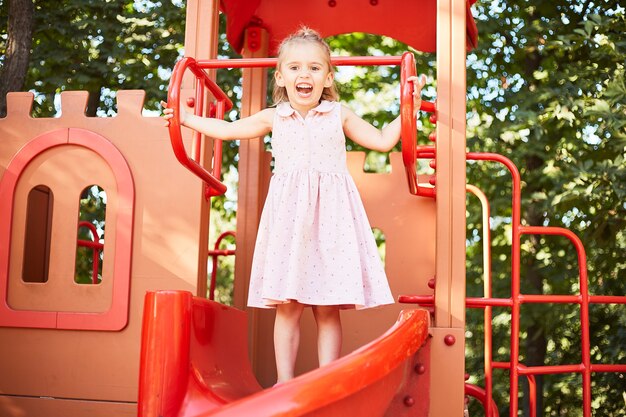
[275,70,285,87]
[324,71,334,88]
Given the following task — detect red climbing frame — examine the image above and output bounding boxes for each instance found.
[400,150,626,416]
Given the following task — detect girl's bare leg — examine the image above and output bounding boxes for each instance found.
[274,301,305,383]
[312,305,342,366]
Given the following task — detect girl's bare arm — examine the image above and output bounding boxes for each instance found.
[161,100,274,140]
[341,75,426,152]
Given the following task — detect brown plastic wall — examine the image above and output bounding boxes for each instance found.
[0,91,205,416]
[0,1,221,415]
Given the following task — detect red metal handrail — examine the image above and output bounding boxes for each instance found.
[464,383,499,417]
[167,57,232,196]
[167,54,435,198]
[400,51,436,197]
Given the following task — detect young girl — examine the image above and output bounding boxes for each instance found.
[162,27,426,384]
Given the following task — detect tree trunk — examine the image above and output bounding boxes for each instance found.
[86,89,100,117]
[0,0,34,117]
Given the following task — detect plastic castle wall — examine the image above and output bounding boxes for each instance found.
[0,90,209,417]
[0,90,440,411]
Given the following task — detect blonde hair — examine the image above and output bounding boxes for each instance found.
[272,27,340,104]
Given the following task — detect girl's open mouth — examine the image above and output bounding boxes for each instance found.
[296,83,313,97]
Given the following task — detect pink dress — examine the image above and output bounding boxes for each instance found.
[247,100,394,309]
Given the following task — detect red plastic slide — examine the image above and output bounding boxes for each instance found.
[138,290,430,417]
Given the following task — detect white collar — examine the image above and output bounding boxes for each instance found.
[275,100,336,117]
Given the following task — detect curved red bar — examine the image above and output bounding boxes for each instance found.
[400,52,417,195]
[167,57,232,195]
[464,383,499,417]
[400,52,436,197]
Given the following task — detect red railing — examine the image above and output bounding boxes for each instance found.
[400,150,626,416]
[207,231,236,301]
[166,54,435,198]
[77,221,104,284]
[465,382,499,417]
[167,57,233,197]
[400,51,436,197]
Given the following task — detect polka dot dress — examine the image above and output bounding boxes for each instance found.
[247,101,394,309]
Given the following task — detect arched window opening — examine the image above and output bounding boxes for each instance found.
[75,185,106,284]
[22,185,54,283]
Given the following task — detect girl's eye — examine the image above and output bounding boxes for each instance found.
[311,66,321,72]
[289,65,299,71]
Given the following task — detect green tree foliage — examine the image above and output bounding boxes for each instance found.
[1,0,186,116]
[464,1,625,415]
[2,1,624,415]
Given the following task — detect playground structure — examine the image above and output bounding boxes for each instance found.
[0,1,624,417]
